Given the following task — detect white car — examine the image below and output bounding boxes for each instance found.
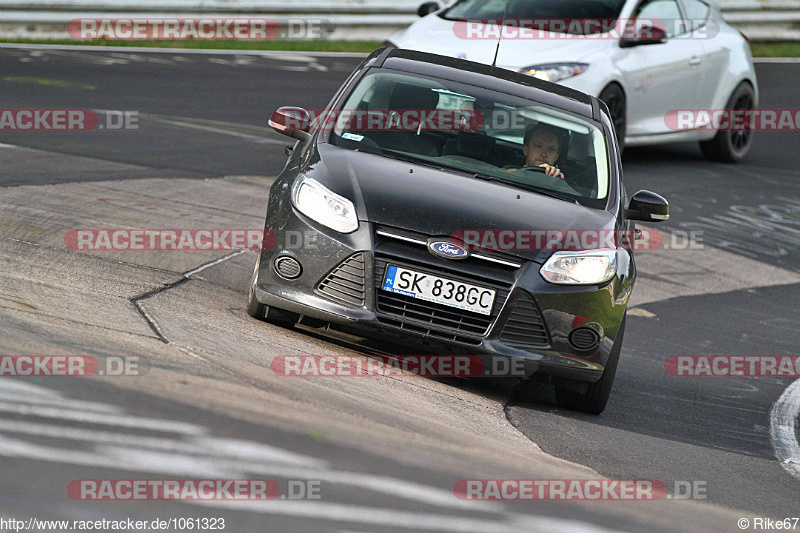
[387,0,758,161]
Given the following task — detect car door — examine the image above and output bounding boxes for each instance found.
[617,0,706,136]
[679,0,724,111]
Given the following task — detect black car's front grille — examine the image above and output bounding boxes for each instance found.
[376,316,483,346]
[377,291,492,336]
[499,291,550,346]
[318,253,367,306]
[374,254,511,343]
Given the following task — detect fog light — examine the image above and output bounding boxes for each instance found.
[569,328,600,351]
[274,256,302,279]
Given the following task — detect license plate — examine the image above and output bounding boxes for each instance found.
[382,265,496,316]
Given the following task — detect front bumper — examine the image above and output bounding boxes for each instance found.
[255,206,631,383]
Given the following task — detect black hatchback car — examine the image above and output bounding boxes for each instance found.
[248,47,668,414]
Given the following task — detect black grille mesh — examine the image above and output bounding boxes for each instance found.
[499,292,550,346]
[318,253,367,306]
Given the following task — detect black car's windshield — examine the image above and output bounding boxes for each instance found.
[441,0,628,34]
[327,70,611,206]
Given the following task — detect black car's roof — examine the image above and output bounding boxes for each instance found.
[377,48,596,120]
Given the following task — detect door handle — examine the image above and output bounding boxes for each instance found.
[689,56,702,66]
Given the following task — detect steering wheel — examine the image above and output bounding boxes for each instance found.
[520,165,548,173]
[502,164,548,173]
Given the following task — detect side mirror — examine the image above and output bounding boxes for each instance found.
[269,106,311,141]
[619,24,667,48]
[626,190,669,222]
[417,2,440,17]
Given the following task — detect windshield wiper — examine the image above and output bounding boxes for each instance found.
[352,147,579,204]
[471,173,579,204]
[376,149,457,172]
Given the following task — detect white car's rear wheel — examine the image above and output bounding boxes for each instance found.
[700,82,755,163]
[599,84,626,153]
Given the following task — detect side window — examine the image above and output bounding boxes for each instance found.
[682,0,710,31]
[445,0,511,19]
[635,0,686,38]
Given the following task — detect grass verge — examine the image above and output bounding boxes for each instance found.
[749,42,800,58]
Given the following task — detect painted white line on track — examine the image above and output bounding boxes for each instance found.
[0,414,618,532]
[0,408,496,513]
[0,378,62,397]
[204,437,329,467]
[192,500,620,533]
[0,430,495,514]
[0,386,494,513]
[0,419,329,467]
[0,393,121,413]
[0,433,232,476]
[147,116,286,145]
[108,447,500,512]
[770,378,800,480]
[0,401,205,434]
[0,418,499,513]
[0,43,367,58]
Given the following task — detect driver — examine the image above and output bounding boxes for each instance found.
[507,123,566,179]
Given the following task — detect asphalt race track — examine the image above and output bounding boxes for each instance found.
[0,45,799,532]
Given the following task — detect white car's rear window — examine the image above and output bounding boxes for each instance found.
[441,0,628,35]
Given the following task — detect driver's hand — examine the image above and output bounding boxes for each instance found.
[539,163,565,179]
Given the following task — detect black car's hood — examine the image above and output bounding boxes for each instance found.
[307,143,617,262]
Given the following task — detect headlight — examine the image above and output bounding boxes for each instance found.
[291,175,358,234]
[520,63,588,83]
[540,250,617,285]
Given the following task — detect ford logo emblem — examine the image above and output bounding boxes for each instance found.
[428,241,469,260]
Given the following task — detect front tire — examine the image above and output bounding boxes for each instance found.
[247,253,299,328]
[555,315,626,415]
[699,82,755,163]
